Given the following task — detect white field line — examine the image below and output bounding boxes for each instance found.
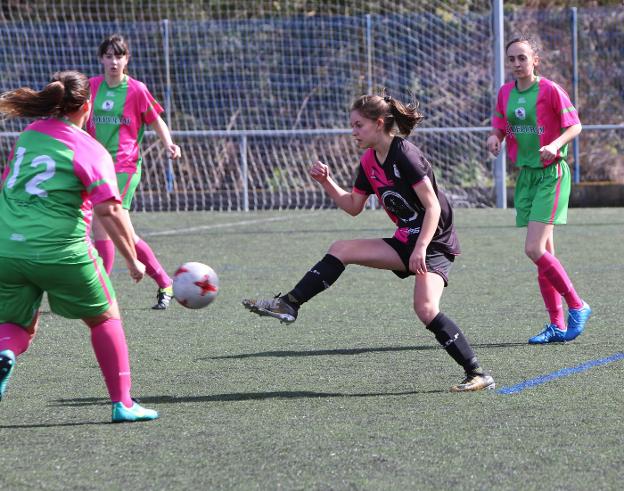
[141,211,326,237]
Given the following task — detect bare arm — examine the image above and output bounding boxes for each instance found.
[93,200,145,282]
[409,179,441,275]
[487,128,505,157]
[309,161,368,216]
[539,123,582,161]
[150,116,181,160]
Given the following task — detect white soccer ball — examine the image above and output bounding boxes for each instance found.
[172,262,219,309]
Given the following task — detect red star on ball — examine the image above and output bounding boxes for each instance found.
[194,275,218,296]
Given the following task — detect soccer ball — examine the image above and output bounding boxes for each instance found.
[172,262,219,309]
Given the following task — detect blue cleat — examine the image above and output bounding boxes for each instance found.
[0,349,16,401]
[528,324,567,344]
[112,399,159,423]
[566,301,591,341]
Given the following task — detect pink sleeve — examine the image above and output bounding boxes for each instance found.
[492,86,507,132]
[137,83,164,125]
[73,138,121,205]
[1,146,15,187]
[86,77,101,137]
[551,82,580,128]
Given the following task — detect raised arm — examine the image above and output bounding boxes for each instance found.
[309,161,368,216]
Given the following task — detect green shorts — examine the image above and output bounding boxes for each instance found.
[117,170,141,210]
[0,253,116,327]
[514,161,571,227]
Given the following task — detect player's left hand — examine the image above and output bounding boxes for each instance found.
[539,143,558,162]
[409,245,427,275]
[168,143,181,159]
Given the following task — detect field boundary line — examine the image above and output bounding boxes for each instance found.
[497,352,624,395]
[141,211,325,237]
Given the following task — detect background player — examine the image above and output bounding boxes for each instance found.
[243,93,495,392]
[0,71,158,422]
[88,33,181,310]
[487,35,591,344]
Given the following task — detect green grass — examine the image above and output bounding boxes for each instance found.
[1,208,623,490]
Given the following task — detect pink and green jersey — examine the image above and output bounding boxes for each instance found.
[87,75,163,173]
[492,77,580,168]
[0,118,120,262]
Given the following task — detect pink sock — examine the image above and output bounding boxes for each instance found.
[95,240,115,275]
[0,323,31,356]
[135,239,171,288]
[538,273,566,329]
[89,318,133,407]
[535,252,583,310]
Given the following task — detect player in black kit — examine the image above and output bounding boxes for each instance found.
[243,93,495,392]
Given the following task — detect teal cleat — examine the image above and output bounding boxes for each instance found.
[528,324,567,344]
[0,349,16,401]
[112,399,159,423]
[566,301,591,341]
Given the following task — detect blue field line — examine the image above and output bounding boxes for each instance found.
[497,352,624,395]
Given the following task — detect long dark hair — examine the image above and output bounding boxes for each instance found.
[0,70,90,118]
[351,93,424,136]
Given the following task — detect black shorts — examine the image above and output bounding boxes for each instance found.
[382,237,455,286]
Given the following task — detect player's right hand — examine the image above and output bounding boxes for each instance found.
[487,135,501,157]
[127,259,146,283]
[309,161,329,183]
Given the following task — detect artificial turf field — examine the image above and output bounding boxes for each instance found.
[1,208,623,490]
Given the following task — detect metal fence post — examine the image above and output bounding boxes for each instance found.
[492,0,507,208]
[571,7,581,184]
[162,19,175,194]
[240,135,249,212]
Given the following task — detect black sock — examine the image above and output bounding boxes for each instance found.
[426,312,481,374]
[283,254,345,306]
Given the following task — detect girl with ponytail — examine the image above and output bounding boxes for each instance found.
[242,92,495,392]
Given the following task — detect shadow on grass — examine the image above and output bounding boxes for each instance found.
[204,342,528,360]
[0,420,112,429]
[49,387,449,408]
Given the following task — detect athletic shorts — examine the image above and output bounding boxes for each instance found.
[117,170,141,210]
[514,161,571,227]
[0,255,115,327]
[382,237,455,286]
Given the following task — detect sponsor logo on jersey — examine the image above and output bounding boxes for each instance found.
[507,124,545,136]
[102,100,115,111]
[407,227,421,235]
[92,115,132,126]
[514,107,526,120]
[380,190,418,222]
[10,233,25,242]
[518,97,526,103]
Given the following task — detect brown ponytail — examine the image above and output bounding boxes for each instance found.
[0,71,90,119]
[351,92,424,137]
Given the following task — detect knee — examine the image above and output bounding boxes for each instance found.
[524,243,545,262]
[327,240,350,262]
[413,301,438,325]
